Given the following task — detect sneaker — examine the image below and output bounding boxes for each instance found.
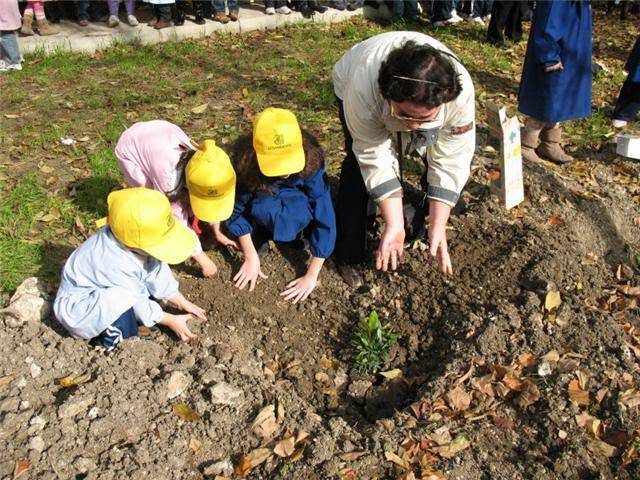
[108,15,119,27]
[276,5,291,14]
[265,7,275,14]
[447,14,463,23]
[78,19,89,27]
[213,12,230,23]
[229,10,239,21]
[128,15,139,26]
[0,61,23,72]
[471,16,484,24]
[612,119,628,128]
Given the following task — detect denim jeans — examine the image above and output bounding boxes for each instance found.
[213,0,239,13]
[0,31,20,66]
[392,0,418,21]
[76,0,90,21]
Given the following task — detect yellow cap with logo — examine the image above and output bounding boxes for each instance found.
[106,187,195,264]
[186,140,236,222]
[253,108,305,177]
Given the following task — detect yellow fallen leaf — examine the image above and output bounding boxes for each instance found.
[172,403,200,422]
[58,371,92,388]
[242,87,249,98]
[445,386,472,411]
[619,388,640,408]
[339,451,368,461]
[191,103,208,114]
[545,291,562,311]
[379,368,402,379]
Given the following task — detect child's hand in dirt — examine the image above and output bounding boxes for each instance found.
[193,252,218,277]
[280,273,318,304]
[214,230,240,250]
[428,223,453,275]
[233,256,268,291]
[159,313,197,342]
[181,300,207,321]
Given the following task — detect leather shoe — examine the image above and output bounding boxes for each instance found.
[336,263,364,289]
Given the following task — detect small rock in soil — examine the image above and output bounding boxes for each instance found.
[348,380,372,399]
[210,382,244,406]
[203,458,233,477]
[29,435,45,453]
[58,396,93,419]
[29,363,42,378]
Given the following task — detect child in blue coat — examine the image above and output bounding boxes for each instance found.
[54,188,207,350]
[226,108,336,304]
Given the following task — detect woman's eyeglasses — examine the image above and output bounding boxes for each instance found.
[389,102,439,123]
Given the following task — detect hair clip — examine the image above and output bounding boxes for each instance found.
[393,75,441,86]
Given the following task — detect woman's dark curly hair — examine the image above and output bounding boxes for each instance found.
[378,40,463,107]
[231,129,325,193]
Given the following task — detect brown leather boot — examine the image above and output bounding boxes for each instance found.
[536,125,574,164]
[213,12,230,23]
[36,17,59,36]
[520,125,543,163]
[21,13,35,36]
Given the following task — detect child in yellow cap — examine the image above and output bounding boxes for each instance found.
[115,120,236,277]
[227,108,336,303]
[54,188,207,350]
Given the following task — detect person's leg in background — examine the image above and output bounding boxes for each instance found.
[173,0,186,25]
[486,0,511,45]
[227,0,239,21]
[335,99,369,287]
[155,3,173,28]
[0,31,22,71]
[504,0,525,43]
[75,0,90,25]
[213,0,230,22]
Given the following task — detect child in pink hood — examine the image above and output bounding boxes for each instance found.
[115,120,238,277]
[0,0,22,72]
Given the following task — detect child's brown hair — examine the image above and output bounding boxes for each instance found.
[231,129,325,193]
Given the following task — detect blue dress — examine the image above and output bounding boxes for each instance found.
[518,0,592,123]
[226,168,337,259]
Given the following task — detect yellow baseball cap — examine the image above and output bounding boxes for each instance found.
[253,108,305,177]
[186,140,236,222]
[106,187,195,264]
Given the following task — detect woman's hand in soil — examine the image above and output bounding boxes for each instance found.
[280,257,324,303]
[377,197,405,271]
[159,313,197,342]
[428,200,453,275]
[193,251,218,277]
[234,255,268,291]
[212,222,239,250]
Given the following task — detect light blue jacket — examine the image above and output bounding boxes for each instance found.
[54,226,178,340]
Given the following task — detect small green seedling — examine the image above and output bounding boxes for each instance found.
[351,311,399,375]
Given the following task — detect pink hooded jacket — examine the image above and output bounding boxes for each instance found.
[115,120,203,255]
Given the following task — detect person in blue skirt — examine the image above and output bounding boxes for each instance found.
[518,0,592,164]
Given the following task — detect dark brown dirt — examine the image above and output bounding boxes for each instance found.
[2,138,639,479]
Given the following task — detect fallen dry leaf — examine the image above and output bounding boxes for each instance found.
[432,434,471,459]
[575,411,595,427]
[516,379,541,407]
[384,451,410,470]
[339,451,368,461]
[319,357,334,369]
[517,353,537,367]
[617,285,640,296]
[191,103,208,114]
[428,426,452,446]
[547,215,564,226]
[421,471,447,480]
[602,430,632,449]
[0,374,16,386]
[288,446,305,463]
[188,438,202,454]
[58,371,92,388]
[545,291,562,311]
[13,459,30,479]
[619,389,640,408]
[295,430,309,445]
[251,405,278,440]
[235,448,272,476]
[576,370,590,390]
[445,386,472,411]
[379,368,403,379]
[568,379,590,406]
[273,436,295,458]
[172,403,200,422]
[587,439,617,458]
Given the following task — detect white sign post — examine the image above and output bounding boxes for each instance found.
[486,104,525,210]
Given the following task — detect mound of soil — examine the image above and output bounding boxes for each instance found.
[1,147,639,479]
